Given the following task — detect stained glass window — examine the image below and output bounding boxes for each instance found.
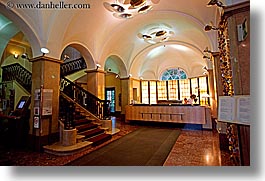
[161,68,187,80]
[149,81,157,104]
[199,77,209,105]
[191,78,199,97]
[179,79,190,101]
[157,81,167,100]
[141,81,149,104]
[168,80,178,100]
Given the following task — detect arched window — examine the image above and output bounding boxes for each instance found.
[161,68,187,80]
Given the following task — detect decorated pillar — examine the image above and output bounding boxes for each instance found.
[85,69,105,100]
[120,77,130,116]
[29,55,63,151]
[208,52,220,119]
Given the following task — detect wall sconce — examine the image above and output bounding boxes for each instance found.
[202,66,208,71]
[96,63,101,70]
[204,21,225,32]
[63,54,70,61]
[204,21,220,31]
[203,55,211,60]
[41,47,50,56]
[21,53,29,59]
[13,52,19,59]
[107,68,112,72]
[207,0,225,8]
[203,71,208,75]
[203,47,213,54]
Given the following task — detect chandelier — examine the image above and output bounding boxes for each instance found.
[103,0,160,19]
[137,23,175,44]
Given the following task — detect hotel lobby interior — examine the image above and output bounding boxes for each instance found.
[0,0,250,167]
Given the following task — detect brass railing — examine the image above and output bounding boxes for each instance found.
[1,58,109,131]
[2,63,32,93]
[59,95,75,130]
[60,57,87,76]
[60,76,110,120]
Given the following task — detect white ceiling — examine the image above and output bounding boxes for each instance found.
[0,0,248,80]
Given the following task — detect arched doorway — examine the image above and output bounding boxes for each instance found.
[104,55,127,116]
[0,9,37,149]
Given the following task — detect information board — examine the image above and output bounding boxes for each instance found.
[218,95,250,125]
[34,88,53,116]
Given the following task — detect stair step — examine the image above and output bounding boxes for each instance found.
[86,133,112,146]
[76,123,98,132]
[74,119,92,126]
[75,114,86,120]
[81,128,105,138]
[76,135,85,143]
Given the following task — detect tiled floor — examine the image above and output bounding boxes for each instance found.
[164,130,233,166]
[0,118,234,166]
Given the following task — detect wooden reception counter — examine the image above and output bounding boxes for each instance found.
[125,104,210,125]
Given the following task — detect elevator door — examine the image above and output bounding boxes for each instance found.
[106,88,115,115]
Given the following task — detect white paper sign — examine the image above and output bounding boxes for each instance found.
[218,95,250,125]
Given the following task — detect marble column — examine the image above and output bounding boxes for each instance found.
[208,69,217,118]
[120,77,130,116]
[29,55,63,151]
[85,69,105,100]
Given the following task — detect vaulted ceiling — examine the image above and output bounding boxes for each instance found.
[0,0,248,80]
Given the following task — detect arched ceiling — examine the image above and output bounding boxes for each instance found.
[0,0,248,80]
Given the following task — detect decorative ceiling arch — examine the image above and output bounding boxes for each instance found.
[130,39,209,79]
[0,13,19,62]
[104,55,128,77]
[0,0,247,80]
[99,7,217,80]
[0,3,40,57]
[60,42,95,69]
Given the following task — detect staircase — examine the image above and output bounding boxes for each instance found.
[74,107,112,146]
[1,58,114,153]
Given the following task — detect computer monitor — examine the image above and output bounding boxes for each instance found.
[15,96,31,110]
[17,100,26,109]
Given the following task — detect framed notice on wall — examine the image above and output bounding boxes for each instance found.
[34,89,53,116]
[218,95,250,125]
[42,89,53,115]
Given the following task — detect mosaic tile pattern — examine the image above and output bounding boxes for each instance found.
[164,130,233,166]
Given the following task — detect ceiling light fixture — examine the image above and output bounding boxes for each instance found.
[13,52,19,59]
[138,23,174,44]
[103,0,160,19]
[207,0,225,8]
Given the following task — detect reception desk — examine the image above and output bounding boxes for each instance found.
[125,104,209,125]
